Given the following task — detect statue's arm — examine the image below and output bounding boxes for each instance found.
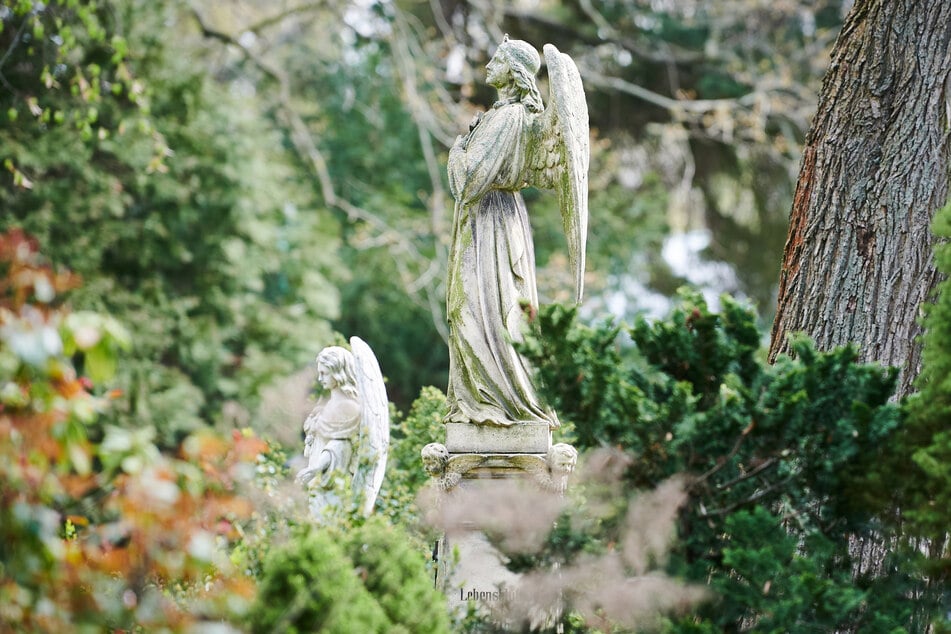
[301,398,327,458]
[296,448,333,485]
[447,106,521,207]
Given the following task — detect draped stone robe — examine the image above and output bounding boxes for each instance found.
[445,102,559,429]
[303,395,361,486]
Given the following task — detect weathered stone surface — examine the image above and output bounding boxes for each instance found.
[445,421,550,454]
[424,445,577,491]
[442,532,521,617]
[425,444,578,626]
[444,36,588,429]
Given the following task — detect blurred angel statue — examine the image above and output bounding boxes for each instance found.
[445,35,589,429]
[296,337,389,519]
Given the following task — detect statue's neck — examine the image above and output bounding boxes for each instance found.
[328,387,354,403]
[494,84,519,107]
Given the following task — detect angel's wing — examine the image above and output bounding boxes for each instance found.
[527,44,589,303]
[350,336,390,517]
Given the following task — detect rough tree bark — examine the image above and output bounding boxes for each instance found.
[768,0,951,397]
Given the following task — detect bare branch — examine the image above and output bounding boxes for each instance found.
[715,457,778,491]
[391,14,450,241]
[689,424,752,488]
[698,473,798,518]
[244,2,330,35]
[584,70,760,115]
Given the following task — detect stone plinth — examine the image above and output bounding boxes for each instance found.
[445,421,550,454]
[422,429,576,625]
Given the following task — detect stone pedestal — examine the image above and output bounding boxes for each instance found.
[434,459,543,622]
[421,425,577,624]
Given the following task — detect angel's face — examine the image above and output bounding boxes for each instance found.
[552,453,575,474]
[316,362,337,390]
[485,52,509,88]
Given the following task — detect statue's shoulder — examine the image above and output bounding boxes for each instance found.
[321,396,361,424]
[482,101,530,127]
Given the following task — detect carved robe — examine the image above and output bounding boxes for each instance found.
[445,102,558,428]
[303,396,360,487]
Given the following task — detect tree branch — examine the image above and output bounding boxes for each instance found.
[244,3,330,35]
[715,457,777,491]
[698,473,798,518]
[584,70,760,115]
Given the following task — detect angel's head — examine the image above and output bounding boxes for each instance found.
[421,442,449,476]
[548,442,579,476]
[489,35,543,113]
[315,346,358,399]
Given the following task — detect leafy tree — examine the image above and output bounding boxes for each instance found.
[1,0,340,446]
[0,229,264,631]
[517,292,926,631]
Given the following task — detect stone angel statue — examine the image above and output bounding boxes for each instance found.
[295,337,390,519]
[445,36,589,429]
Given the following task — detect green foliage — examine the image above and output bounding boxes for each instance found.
[896,202,951,623]
[377,385,447,525]
[519,305,626,449]
[345,517,452,634]
[0,229,264,631]
[249,519,450,634]
[1,0,339,446]
[711,508,909,633]
[518,291,924,631]
[249,527,391,634]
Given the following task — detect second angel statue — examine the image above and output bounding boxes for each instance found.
[445,36,589,429]
[296,337,389,520]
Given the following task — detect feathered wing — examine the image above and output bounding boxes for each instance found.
[527,44,589,303]
[350,336,390,517]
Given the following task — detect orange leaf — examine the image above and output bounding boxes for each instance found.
[62,475,97,498]
[95,547,132,575]
[232,435,267,461]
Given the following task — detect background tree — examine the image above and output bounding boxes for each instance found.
[1,0,340,445]
[1,0,857,419]
[769,0,951,396]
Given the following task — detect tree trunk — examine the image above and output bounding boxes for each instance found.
[769,0,951,397]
